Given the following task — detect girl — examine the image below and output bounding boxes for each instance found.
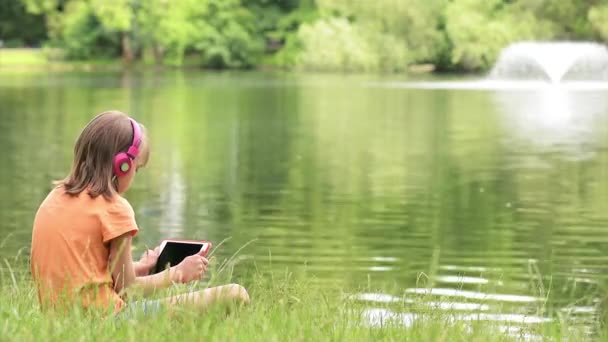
[30,110,249,315]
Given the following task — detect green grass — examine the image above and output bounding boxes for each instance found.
[0,48,213,73]
[0,48,125,71]
[0,48,48,66]
[1,257,605,342]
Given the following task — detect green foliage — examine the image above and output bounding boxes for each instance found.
[20,0,60,14]
[141,0,263,68]
[531,0,595,39]
[20,0,64,40]
[0,268,599,341]
[136,0,197,66]
[270,6,319,68]
[20,0,263,67]
[190,0,263,68]
[296,18,373,72]
[90,0,132,32]
[10,0,608,72]
[59,1,120,59]
[247,0,318,69]
[442,0,551,71]
[0,0,46,46]
[295,17,408,72]
[589,4,608,41]
[0,48,48,66]
[315,0,446,64]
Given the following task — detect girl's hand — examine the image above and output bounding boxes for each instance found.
[173,255,209,283]
[137,246,160,274]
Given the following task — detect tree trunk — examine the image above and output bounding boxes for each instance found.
[153,43,164,65]
[122,32,134,63]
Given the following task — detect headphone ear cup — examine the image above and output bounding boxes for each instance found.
[113,153,132,177]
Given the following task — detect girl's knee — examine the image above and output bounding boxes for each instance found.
[226,283,250,304]
[222,284,250,304]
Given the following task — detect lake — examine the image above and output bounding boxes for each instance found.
[1,71,608,332]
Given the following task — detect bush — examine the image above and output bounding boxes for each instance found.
[190,0,264,69]
[315,0,445,65]
[1,39,24,48]
[295,17,408,72]
[0,0,46,46]
[141,0,264,68]
[443,0,554,71]
[59,2,120,60]
[589,5,608,41]
[266,6,319,68]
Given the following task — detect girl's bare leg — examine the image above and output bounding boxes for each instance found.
[160,283,250,310]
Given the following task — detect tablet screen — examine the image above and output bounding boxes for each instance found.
[152,241,209,274]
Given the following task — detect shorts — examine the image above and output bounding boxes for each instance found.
[118,299,162,318]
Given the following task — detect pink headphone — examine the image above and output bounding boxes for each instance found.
[113,118,142,177]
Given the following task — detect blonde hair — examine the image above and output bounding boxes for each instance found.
[57,111,150,200]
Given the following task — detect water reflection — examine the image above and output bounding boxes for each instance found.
[434,275,493,285]
[351,292,490,311]
[371,79,608,157]
[2,72,608,335]
[158,152,186,237]
[369,80,608,91]
[494,86,608,156]
[352,293,404,304]
[363,307,551,325]
[362,308,415,328]
[405,288,542,303]
[361,308,547,340]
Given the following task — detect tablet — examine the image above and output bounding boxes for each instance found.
[151,239,212,274]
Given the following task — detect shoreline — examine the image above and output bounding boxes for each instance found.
[0,48,461,75]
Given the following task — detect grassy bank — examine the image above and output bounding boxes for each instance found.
[0,48,434,74]
[0,48,48,66]
[0,48,262,72]
[0,48,133,72]
[0,260,604,342]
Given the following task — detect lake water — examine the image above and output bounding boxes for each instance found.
[1,71,608,333]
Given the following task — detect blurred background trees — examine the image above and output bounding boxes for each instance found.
[2,0,608,72]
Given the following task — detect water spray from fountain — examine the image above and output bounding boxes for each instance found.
[489,42,608,83]
[369,41,608,90]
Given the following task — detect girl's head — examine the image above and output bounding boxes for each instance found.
[59,111,150,199]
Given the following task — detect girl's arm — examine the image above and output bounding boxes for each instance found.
[133,246,161,276]
[109,233,173,296]
[133,262,149,276]
[109,233,208,296]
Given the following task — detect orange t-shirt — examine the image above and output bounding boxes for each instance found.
[30,186,138,314]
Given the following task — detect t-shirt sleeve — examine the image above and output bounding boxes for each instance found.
[100,197,139,243]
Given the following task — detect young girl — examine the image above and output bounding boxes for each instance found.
[30,110,249,315]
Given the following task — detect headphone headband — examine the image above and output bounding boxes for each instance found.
[126,118,142,159]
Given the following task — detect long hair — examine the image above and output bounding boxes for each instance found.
[56,111,150,200]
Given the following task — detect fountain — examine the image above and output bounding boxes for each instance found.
[369,41,608,90]
[487,42,608,157]
[489,42,608,82]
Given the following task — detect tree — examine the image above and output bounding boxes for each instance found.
[589,4,608,41]
[443,0,554,71]
[0,0,46,46]
[89,0,135,62]
[137,0,263,67]
[58,1,120,59]
[189,0,263,68]
[315,0,446,64]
